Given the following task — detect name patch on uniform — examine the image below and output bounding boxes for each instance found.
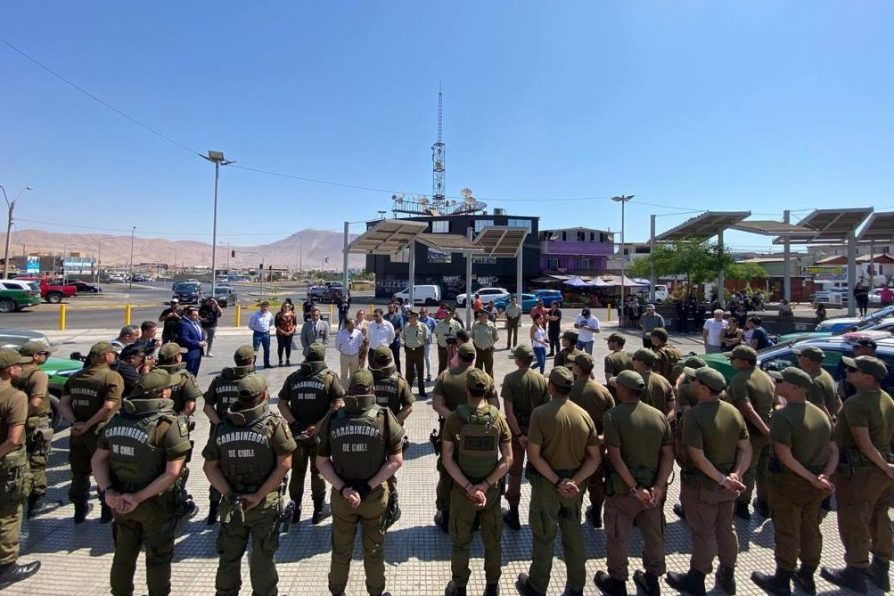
[217,431,266,446]
[341,443,368,453]
[227,448,255,458]
[462,436,496,451]
[111,444,135,456]
[331,425,380,439]
[105,426,149,443]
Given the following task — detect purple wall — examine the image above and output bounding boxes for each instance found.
[540,240,613,256]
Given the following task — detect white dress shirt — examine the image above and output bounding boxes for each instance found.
[335,328,364,355]
[367,320,395,349]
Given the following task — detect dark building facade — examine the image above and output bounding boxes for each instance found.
[366,212,540,299]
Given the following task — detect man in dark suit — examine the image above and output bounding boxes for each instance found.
[177,307,206,376]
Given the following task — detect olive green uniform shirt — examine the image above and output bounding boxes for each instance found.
[15,364,50,416]
[682,399,749,484]
[154,364,203,413]
[726,367,776,432]
[603,400,672,494]
[434,319,464,348]
[400,321,429,349]
[569,378,614,434]
[833,389,894,453]
[0,380,28,444]
[641,371,674,415]
[605,351,633,382]
[555,347,583,369]
[504,303,522,320]
[434,365,498,412]
[769,401,832,469]
[63,363,124,423]
[527,399,599,471]
[471,321,499,350]
[500,368,548,433]
[807,368,839,415]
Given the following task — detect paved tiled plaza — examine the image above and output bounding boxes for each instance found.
[9,322,888,595]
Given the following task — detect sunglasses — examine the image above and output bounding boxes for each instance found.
[774,378,785,384]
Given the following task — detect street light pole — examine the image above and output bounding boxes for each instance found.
[1,185,32,279]
[128,226,136,290]
[203,150,234,297]
[611,194,635,322]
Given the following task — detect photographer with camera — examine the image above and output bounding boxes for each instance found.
[277,343,344,526]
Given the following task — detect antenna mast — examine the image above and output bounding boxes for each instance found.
[431,84,446,208]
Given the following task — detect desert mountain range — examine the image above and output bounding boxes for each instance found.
[3,228,365,271]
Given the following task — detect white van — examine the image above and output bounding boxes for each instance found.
[393,284,442,306]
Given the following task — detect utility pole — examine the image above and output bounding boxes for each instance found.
[1,185,32,279]
[128,226,136,290]
[612,195,635,319]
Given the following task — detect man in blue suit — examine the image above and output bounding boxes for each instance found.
[177,307,207,376]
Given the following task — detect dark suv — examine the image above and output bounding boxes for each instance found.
[172,281,203,304]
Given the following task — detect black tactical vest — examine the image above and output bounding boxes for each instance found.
[372,367,403,416]
[216,404,277,493]
[328,395,387,482]
[286,362,335,425]
[210,365,253,419]
[105,398,176,491]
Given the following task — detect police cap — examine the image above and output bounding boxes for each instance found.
[616,370,645,390]
[234,345,255,362]
[90,341,120,356]
[650,327,669,342]
[633,348,657,366]
[466,369,491,393]
[457,344,476,361]
[794,346,824,363]
[548,366,574,390]
[842,355,888,381]
[349,369,375,393]
[371,345,393,366]
[237,374,268,399]
[306,342,326,361]
[158,343,186,359]
[0,349,31,370]
[573,352,594,371]
[725,345,758,363]
[694,366,726,392]
[19,340,54,357]
[513,344,534,359]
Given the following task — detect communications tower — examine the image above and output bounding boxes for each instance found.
[431,86,446,208]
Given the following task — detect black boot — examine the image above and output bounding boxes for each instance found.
[820,565,867,594]
[716,565,736,595]
[672,502,686,520]
[733,501,751,520]
[312,499,332,524]
[666,569,706,596]
[206,499,219,525]
[291,504,301,524]
[434,509,449,533]
[484,583,499,596]
[444,580,467,596]
[515,573,545,596]
[26,494,60,519]
[502,507,521,531]
[587,505,603,528]
[867,556,890,592]
[593,570,627,596]
[73,502,94,524]
[633,570,660,596]
[100,501,113,524]
[750,567,792,596]
[792,566,816,595]
[0,561,41,587]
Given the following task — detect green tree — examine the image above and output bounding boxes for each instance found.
[629,238,734,297]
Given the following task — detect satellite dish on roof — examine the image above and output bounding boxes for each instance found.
[472,200,488,212]
[460,188,474,199]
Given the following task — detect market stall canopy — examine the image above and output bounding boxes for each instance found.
[564,276,595,287]
[599,275,647,287]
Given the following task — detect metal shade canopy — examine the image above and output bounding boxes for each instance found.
[857,212,894,244]
[730,220,815,237]
[415,233,484,254]
[655,211,751,241]
[474,226,529,257]
[345,219,428,255]
[773,208,873,245]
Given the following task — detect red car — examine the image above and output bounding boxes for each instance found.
[15,276,78,303]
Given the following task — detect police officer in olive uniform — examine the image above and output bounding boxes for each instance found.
[316,369,404,596]
[569,353,614,528]
[631,349,675,422]
[821,355,894,593]
[501,344,549,531]
[795,346,839,422]
[15,340,59,518]
[669,356,707,520]
[516,367,601,596]
[400,310,429,396]
[594,370,673,596]
[435,308,465,374]
[751,367,837,596]
[472,309,499,378]
[0,349,41,587]
[604,333,633,398]
[202,344,256,525]
[667,366,750,596]
[504,296,523,349]
[153,342,202,416]
[442,369,512,596]
[724,344,776,520]
[649,327,681,381]
[60,341,124,523]
[553,330,582,369]
[203,374,296,596]
[369,345,414,526]
[91,369,191,596]
[432,343,498,532]
[277,342,344,525]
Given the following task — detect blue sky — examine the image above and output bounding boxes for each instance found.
[2,1,892,251]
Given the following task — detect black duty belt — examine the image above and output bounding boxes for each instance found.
[526,463,578,479]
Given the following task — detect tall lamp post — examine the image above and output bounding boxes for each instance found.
[1,185,32,279]
[128,226,136,290]
[202,150,234,297]
[611,194,635,321]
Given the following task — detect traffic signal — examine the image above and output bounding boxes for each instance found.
[231,250,236,258]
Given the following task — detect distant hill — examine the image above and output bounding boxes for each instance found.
[2,228,364,270]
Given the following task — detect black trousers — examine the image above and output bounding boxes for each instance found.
[390,340,402,373]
